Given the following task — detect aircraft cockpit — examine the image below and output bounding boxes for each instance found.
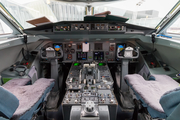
[0,0,180,120]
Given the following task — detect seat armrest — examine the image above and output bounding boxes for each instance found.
[160,87,180,117]
[167,103,180,120]
[0,87,19,119]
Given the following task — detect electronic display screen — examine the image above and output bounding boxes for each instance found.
[117,44,126,56]
[94,52,104,60]
[95,43,103,50]
[77,52,87,60]
[53,43,62,51]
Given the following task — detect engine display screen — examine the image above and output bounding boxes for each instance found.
[77,52,87,60]
[94,52,104,60]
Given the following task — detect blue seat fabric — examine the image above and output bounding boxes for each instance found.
[0,87,19,119]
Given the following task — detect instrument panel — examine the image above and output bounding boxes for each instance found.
[62,42,116,62]
[41,41,137,62]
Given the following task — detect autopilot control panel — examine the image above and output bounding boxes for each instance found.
[54,23,126,33]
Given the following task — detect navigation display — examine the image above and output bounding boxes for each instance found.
[77,52,87,60]
[94,52,104,60]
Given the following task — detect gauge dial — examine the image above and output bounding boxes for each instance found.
[109,46,114,51]
[68,43,72,48]
[65,48,69,53]
[70,49,75,53]
[67,54,72,60]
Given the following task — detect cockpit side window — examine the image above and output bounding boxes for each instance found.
[166,16,180,35]
[0,18,13,35]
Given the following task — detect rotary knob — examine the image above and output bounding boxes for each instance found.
[93,79,96,84]
[100,94,104,97]
[75,99,78,103]
[110,99,114,103]
[66,99,69,103]
[107,85,110,89]
[68,94,71,98]
[98,85,101,89]
[69,78,73,83]
[76,93,79,98]
[69,85,72,89]
[84,79,86,84]
[78,85,82,89]
[102,98,105,103]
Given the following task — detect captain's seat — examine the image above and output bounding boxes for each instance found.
[0,78,54,120]
[125,74,180,120]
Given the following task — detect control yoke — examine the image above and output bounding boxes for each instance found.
[117,46,139,59]
[40,47,63,59]
[116,46,139,92]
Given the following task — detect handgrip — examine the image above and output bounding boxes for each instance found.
[117,47,139,59]
[40,47,63,59]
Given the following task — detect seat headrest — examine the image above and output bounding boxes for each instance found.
[0,86,19,119]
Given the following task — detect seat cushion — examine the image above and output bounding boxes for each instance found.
[3,78,31,89]
[6,78,54,120]
[125,74,179,119]
[0,87,19,119]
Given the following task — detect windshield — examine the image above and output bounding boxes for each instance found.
[0,0,179,29]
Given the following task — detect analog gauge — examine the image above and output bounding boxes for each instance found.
[67,54,72,60]
[70,49,75,53]
[57,52,61,57]
[68,43,72,48]
[65,48,69,53]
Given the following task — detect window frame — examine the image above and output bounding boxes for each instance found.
[0,9,23,40]
[156,7,180,38]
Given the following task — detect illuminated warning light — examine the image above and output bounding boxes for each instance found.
[98,63,106,66]
[74,63,81,66]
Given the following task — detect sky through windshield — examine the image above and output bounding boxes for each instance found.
[0,0,179,29]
